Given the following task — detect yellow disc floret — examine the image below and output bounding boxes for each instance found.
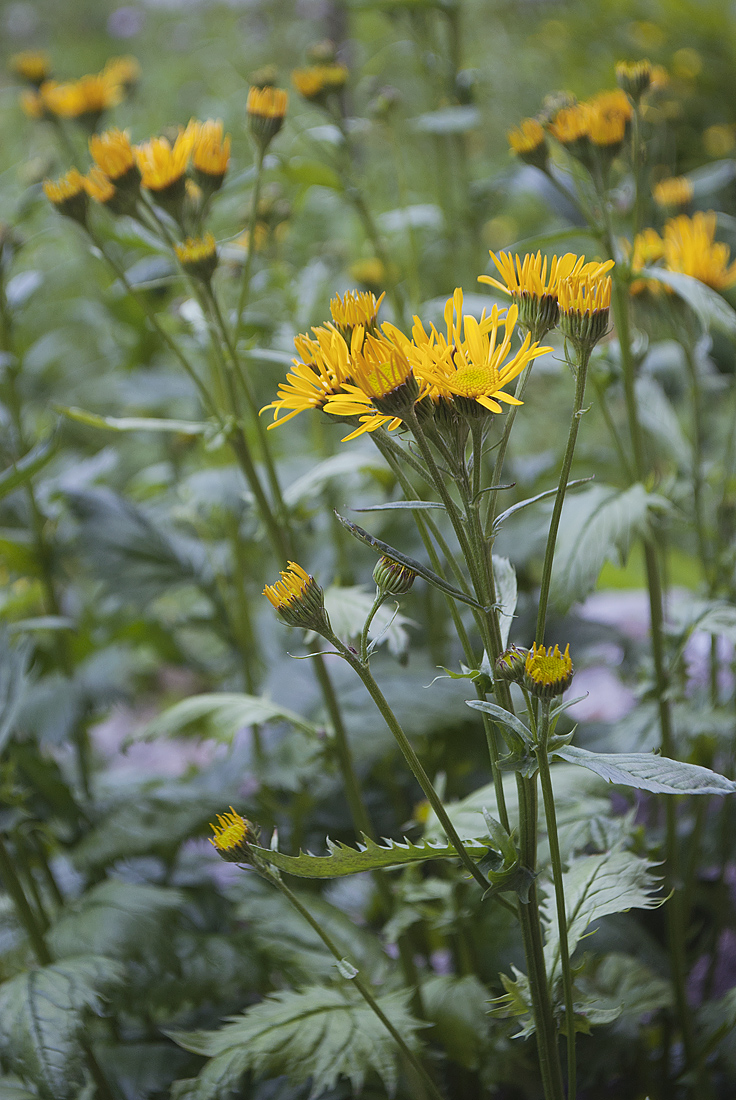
[209,807,258,863]
[524,643,574,699]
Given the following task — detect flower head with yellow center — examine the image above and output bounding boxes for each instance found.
[40,74,122,122]
[43,168,88,222]
[192,119,231,187]
[84,168,116,206]
[264,561,330,631]
[10,51,51,87]
[210,807,259,863]
[548,103,590,147]
[479,251,614,338]
[89,127,140,191]
[416,290,552,419]
[329,290,385,338]
[261,325,352,428]
[653,175,693,209]
[615,58,652,100]
[135,122,197,197]
[507,118,548,168]
[558,273,612,351]
[586,89,632,149]
[292,64,348,103]
[323,328,421,440]
[247,86,288,148]
[174,233,218,280]
[662,211,736,290]
[524,643,574,699]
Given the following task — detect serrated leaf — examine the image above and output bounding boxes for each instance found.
[249,834,490,878]
[169,986,424,1100]
[642,266,736,334]
[353,500,446,512]
[48,881,185,960]
[542,848,663,986]
[0,1077,38,1099]
[139,691,319,741]
[550,483,667,607]
[666,597,736,644]
[58,406,208,435]
[553,744,736,795]
[421,975,489,1070]
[465,699,533,748]
[321,584,413,658]
[0,956,124,1100]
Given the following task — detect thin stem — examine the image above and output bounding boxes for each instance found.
[360,591,387,664]
[235,144,265,346]
[484,359,535,534]
[0,835,51,964]
[535,344,591,646]
[537,700,576,1098]
[267,871,445,1100]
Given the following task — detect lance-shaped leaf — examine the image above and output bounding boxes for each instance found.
[57,406,209,435]
[553,744,736,795]
[140,692,320,742]
[0,434,58,502]
[466,699,534,749]
[492,478,593,534]
[642,266,736,335]
[353,500,446,512]
[249,834,491,879]
[335,513,484,610]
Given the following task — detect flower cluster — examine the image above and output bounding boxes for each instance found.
[261,287,555,441]
[17,55,139,130]
[631,211,736,293]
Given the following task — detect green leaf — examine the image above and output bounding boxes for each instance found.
[642,266,736,334]
[57,406,208,435]
[553,744,736,795]
[634,376,690,465]
[550,483,667,607]
[541,848,663,985]
[0,436,57,503]
[335,514,484,610]
[0,632,32,754]
[0,956,124,1100]
[321,584,413,658]
[139,691,319,741]
[283,156,343,191]
[421,975,490,1070]
[249,834,490,878]
[0,1077,39,1099]
[169,986,424,1099]
[353,500,446,512]
[492,556,517,649]
[492,478,593,533]
[410,105,481,133]
[465,699,533,749]
[48,881,185,960]
[283,450,386,509]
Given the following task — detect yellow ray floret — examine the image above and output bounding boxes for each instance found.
[548,103,590,145]
[663,211,736,290]
[524,643,574,698]
[263,561,312,612]
[558,273,612,315]
[41,74,122,118]
[42,167,86,205]
[247,85,288,120]
[209,807,257,862]
[292,64,348,100]
[653,176,693,208]
[135,122,197,192]
[586,89,632,147]
[322,329,419,440]
[261,326,352,428]
[10,51,51,85]
[102,55,141,89]
[89,128,136,181]
[507,118,546,156]
[192,119,231,177]
[330,290,385,331]
[84,168,116,204]
[480,251,614,300]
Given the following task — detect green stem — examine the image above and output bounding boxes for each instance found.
[537,701,576,1098]
[484,359,534,534]
[0,835,51,964]
[235,144,265,346]
[360,591,387,664]
[266,871,444,1100]
[535,344,591,646]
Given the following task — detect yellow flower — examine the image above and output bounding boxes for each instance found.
[615,58,652,100]
[42,168,88,222]
[135,123,197,195]
[548,103,590,146]
[10,51,51,87]
[192,119,231,183]
[629,228,667,295]
[292,63,348,102]
[663,211,736,290]
[261,326,352,428]
[264,561,330,630]
[586,89,632,149]
[524,643,573,699]
[41,74,122,122]
[89,128,138,185]
[209,807,258,863]
[507,118,548,168]
[102,55,141,91]
[416,291,551,417]
[558,273,612,350]
[323,329,420,439]
[653,175,693,209]
[247,86,288,148]
[174,233,218,280]
[83,167,116,205]
[350,257,389,292]
[329,290,385,336]
[479,251,614,337]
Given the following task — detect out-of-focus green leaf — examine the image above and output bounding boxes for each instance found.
[49,881,185,960]
[0,632,32,755]
[410,106,481,133]
[0,955,124,1100]
[57,407,209,435]
[284,450,386,509]
[553,744,736,795]
[492,555,517,648]
[140,692,319,741]
[642,267,736,334]
[321,584,413,659]
[0,437,58,503]
[169,986,423,1100]
[421,975,490,1070]
[283,157,342,190]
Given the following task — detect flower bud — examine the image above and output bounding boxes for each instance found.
[174,232,219,282]
[495,645,529,684]
[247,86,288,150]
[264,561,331,633]
[615,59,652,102]
[210,807,260,863]
[373,555,416,596]
[524,643,574,700]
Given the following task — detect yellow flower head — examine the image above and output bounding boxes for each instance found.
[43,168,90,223]
[524,643,574,699]
[629,228,667,295]
[653,175,693,209]
[322,328,419,440]
[83,167,116,205]
[548,102,590,146]
[102,55,141,91]
[292,63,348,102]
[264,561,329,630]
[587,89,632,148]
[10,51,51,86]
[261,325,352,428]
[479,252,614,337]
[209,807,259,863]
[329,289,385,336]
[558,273,612,350]
[89,128,138,184]
[174,232,218,280]
[192,119,231,181]
[247,86,288,148]
[135,123,196,194]
[663,211,736,291]
[350,257,388,292]
[507,118,548,167]
[418,291,551,418]
[41,74,122,121]
[615,58,652,100]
